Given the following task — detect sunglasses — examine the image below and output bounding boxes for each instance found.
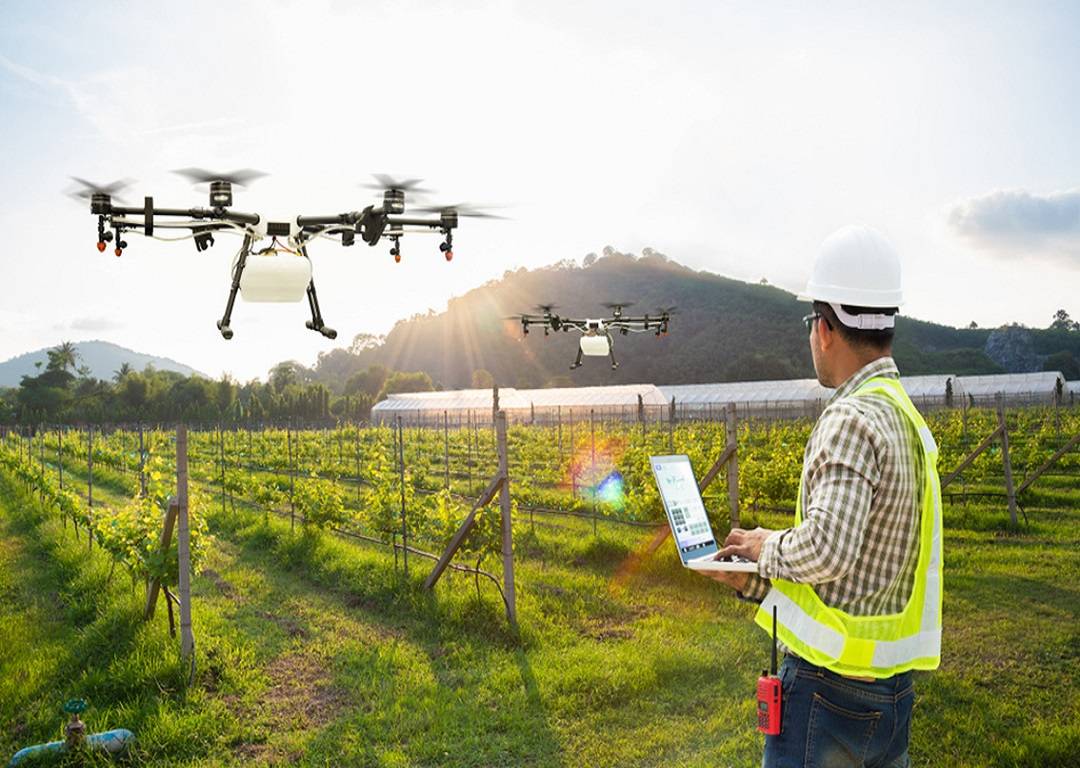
[802,312,832,335]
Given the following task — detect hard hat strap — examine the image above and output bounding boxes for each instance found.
[829,302,896,330]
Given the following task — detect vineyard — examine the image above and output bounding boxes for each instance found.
[1,402,1078,766]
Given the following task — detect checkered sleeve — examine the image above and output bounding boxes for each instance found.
[757,402,881,585]
[737,573,771,603]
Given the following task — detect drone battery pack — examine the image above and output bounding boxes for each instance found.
[239,253,312,303]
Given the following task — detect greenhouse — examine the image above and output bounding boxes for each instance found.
[371,384,669,425]
[954,371,1066,406]
[372,372,1072,426]
[658,379,830,421]
[371,388,532,425]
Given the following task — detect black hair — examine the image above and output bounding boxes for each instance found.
[813,301,897,352]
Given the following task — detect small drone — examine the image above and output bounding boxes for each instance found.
[512,302,675,370]
[70,171,501,340]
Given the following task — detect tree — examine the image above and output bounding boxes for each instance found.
[377,371,434,400]
[52,341,79,373]
[1050,309,1079,332]
[967,321,979,329]
[348,333,385,355]
[345,365,388,397]
[215,376,236,416]
[471,369,495,388]
[117,372,149,413]
[1043,351,1080,380]
[582,252,598,268]
[113,362,133,382]
[269,361,307,393]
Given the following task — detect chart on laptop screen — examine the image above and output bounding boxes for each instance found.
[652,458,715,554]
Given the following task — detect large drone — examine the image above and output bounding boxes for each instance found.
[71,171,501,340]
[512,302,675,370]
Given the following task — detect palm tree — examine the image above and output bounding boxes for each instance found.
[55,341,79,373]
[114,362,133,382]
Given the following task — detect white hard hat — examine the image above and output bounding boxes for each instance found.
[799,225,904,309]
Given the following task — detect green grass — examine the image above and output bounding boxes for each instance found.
[1,467,1078,767]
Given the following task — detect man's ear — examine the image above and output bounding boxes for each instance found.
[818,316,835,351]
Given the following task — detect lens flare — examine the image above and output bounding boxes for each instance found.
[596,470,625,508]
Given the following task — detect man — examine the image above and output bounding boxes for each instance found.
[708,225,942,768]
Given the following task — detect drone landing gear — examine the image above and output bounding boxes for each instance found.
[217,235,253,340]
[304,278,337,339]
[570,346,583,370]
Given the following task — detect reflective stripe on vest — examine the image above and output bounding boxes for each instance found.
[753,376,943,678]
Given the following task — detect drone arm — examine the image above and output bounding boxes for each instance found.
[385,216,449,228]
[106,204,260,225]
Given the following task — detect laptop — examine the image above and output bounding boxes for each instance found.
[650,454,757,572]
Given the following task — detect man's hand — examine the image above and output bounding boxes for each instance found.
[703,569,750,592]
[717,527,775,562]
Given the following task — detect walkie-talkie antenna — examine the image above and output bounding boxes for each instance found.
[771,605,778,675]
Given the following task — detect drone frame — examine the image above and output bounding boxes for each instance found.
[515,303,672,370]
[83,179,460,340]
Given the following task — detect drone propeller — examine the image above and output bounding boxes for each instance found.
[413,202,507,219]
[654,306,679,316]
[534,303,559,314]
[362,174,435,195]
[173,168,267,186]
[68,177,133,204]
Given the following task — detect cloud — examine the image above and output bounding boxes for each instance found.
[0,53,239,147]
[70,316,122,332]
[948,188,1080,263]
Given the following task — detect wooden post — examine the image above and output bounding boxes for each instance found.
[144,499,179,620]
[38,425,45,503]
[138,423,146,497]
[997,396,1018,527]
[57,428,63,491]
[287,422,295,531]
[726,404,740,528]
[397,416,408,576]
[219,424,226,514]
[591,408,597,535]
[668,397,676,453]
[467,411,474,494]
[177,426,194,661]
[87,426,93,550]
[355,425,362,504]
[424,473,504,589]
[570,409,576,499]
[496,411,517,628]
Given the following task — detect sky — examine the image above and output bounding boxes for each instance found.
[1,0,1078,382]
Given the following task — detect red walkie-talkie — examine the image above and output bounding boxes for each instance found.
[757,605,782,735]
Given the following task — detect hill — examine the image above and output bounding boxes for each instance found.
[0,340,205,388]
[313,252,1080,390]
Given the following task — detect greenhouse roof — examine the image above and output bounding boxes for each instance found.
[899,375,960,398]
[516,384,668,408]
[658,379,831,405]
[372,372,1065,414]
[371,388,531,413]
[954,371,1065,396]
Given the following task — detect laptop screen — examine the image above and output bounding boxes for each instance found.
[650,455,717,559]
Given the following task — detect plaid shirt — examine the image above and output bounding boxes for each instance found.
[740,356,924,618]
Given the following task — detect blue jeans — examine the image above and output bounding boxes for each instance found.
[763,655,914,768]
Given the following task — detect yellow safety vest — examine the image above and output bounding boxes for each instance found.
[754,376,943,678]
